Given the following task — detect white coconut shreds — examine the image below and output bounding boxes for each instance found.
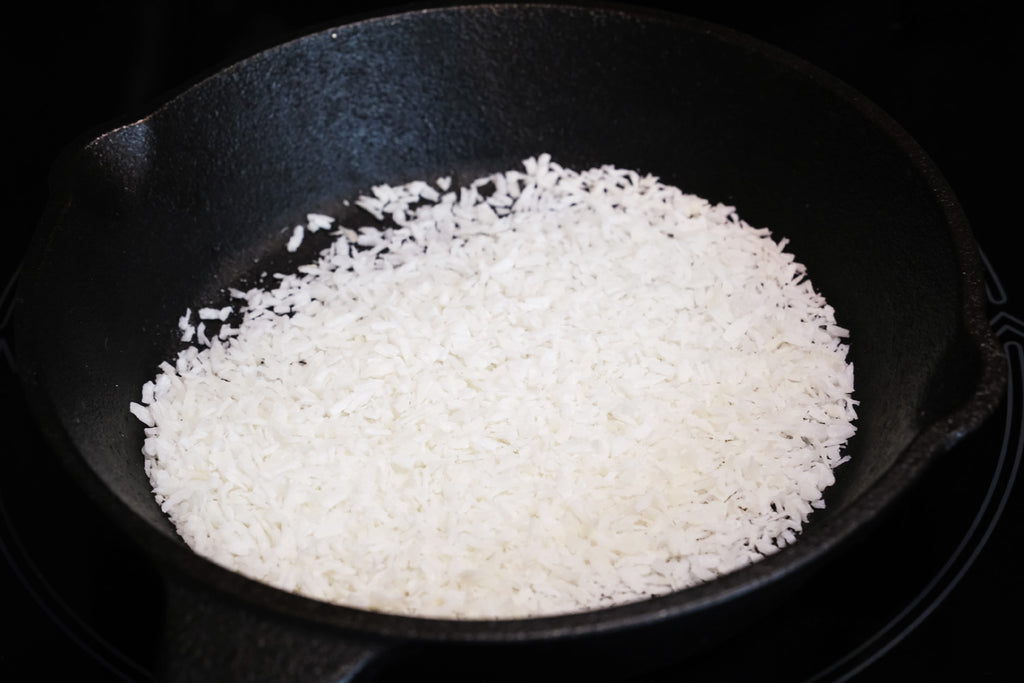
[130,154,857,619]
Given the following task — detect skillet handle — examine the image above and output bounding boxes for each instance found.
[155,572,392,683]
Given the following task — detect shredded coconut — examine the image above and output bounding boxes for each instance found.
[285,225,304,252]
[133,155,856,619]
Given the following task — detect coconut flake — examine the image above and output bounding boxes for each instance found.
[285,225,304,252]
[133,156,856,620]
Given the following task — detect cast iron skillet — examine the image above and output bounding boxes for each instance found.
[15,3,1005,681]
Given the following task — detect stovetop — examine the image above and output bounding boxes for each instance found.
[3,2,1020,681]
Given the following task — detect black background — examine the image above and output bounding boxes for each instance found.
[3,1,1020,681]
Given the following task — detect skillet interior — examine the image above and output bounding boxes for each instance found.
[15,3,1003,679]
